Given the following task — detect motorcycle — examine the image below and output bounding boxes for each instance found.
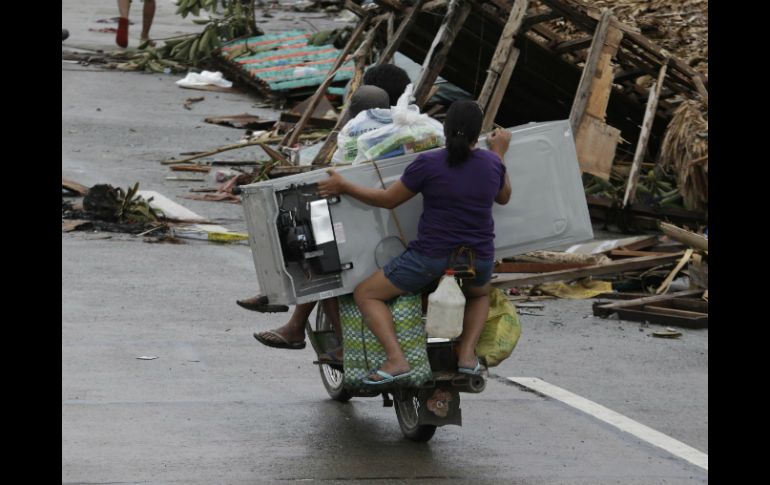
[304,297,487,442]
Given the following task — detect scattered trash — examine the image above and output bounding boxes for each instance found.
[651,328,682,339]
[531,279,613,300]
[165,176,206,182]
[183,96,205,110]
[176,71,233,89]
[204,113,276,130]
[171,164,211,173]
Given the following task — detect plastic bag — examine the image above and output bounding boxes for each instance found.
[475,288,521,367]
[354,84,444,163]
[175,70,233,88]
[334,109,392,164]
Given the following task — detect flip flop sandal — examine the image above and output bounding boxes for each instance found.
[253,330,306,350]
[457,358,486,376]
[362,369,413,386]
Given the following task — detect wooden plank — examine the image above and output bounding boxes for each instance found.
[62,177,90,196]
[692,75,708,105]
[311,20,381,166]
[664,298,708,313]
[553,36,594,54]
[374,0,404,9]
[482,48,520,132]
[592,289,702,317]
[278,112,337,129]
[477,0,527,131]
[376,0,426,66]
[282,17,370,148]
[643,305,707,318]
[413,0,473,108]
[568,10,612,132]
[492,253,684,290]
[614,68,647,83]
[494,262,592,273]
[170,165,211,173]
[574,115,619,179]
[615,306,707,328]
[622,62,667,207]
[345,0,366,17]
[655,248,693,294]
[659,222,708,252]
[521,11,561,29]
[583,26,622,120]
[423,0,448,11]
[610,249,672,258]
[618,236,658,251]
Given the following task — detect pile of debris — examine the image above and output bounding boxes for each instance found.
[62,177,248,244]
[491,224,708,329]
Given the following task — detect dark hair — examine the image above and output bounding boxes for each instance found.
[362,64,411,105]
[444,100,483,167]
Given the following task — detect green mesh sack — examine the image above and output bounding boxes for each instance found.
[340,294,432,389]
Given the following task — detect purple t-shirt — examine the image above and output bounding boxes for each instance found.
[400,148,507,260]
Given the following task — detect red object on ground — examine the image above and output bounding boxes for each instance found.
[116,17,129,48]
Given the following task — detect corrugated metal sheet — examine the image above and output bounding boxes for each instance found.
[219,30,353,96]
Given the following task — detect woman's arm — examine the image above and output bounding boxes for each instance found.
[496,173,512,205]
[488,128,513,205]
[317,168,416,209]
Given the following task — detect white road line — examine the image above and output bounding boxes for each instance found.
[507,377,708,471]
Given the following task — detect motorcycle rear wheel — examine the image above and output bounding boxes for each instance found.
[315,308,353,402]
[394,391,437,442]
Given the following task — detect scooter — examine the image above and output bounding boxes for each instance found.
[305,296,487,442]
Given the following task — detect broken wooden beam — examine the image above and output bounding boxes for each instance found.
[281,17,370,149]
[659,222,708,252]
[278,112,337,129]
[310,18,382,166]
[492,253,684,290]
[622,61,668,207]
[62,177,90,196]
[592,289,703,317]
[374,0,404,10]
[553,36,594,54]
[569,10,613,132]
[655,248,693,295]
[413,0,472,108]
[345,0,366,17]
[377,0,426,66]
[477,0,527,132]
[521,10,561,29]
[481,48,520,133]
[494,262,591,273]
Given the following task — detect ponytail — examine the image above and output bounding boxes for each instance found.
[443,100,483,168]
[446,131,471,167]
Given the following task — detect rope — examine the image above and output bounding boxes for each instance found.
[371,159,408,247]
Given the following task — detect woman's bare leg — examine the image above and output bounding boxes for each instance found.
[457,283,491,369]
[354,270,408,380]
[141,0,156,41]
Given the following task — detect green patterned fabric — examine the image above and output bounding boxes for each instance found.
[339,294,432,388]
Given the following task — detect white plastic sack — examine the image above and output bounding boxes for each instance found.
[334,109,391,165]
[354,84,444,163]
[176,70,233,88]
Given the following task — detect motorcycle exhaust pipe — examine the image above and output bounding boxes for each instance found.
[451,374,487,393]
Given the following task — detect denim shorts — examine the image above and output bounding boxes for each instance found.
[383,249,494,294]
